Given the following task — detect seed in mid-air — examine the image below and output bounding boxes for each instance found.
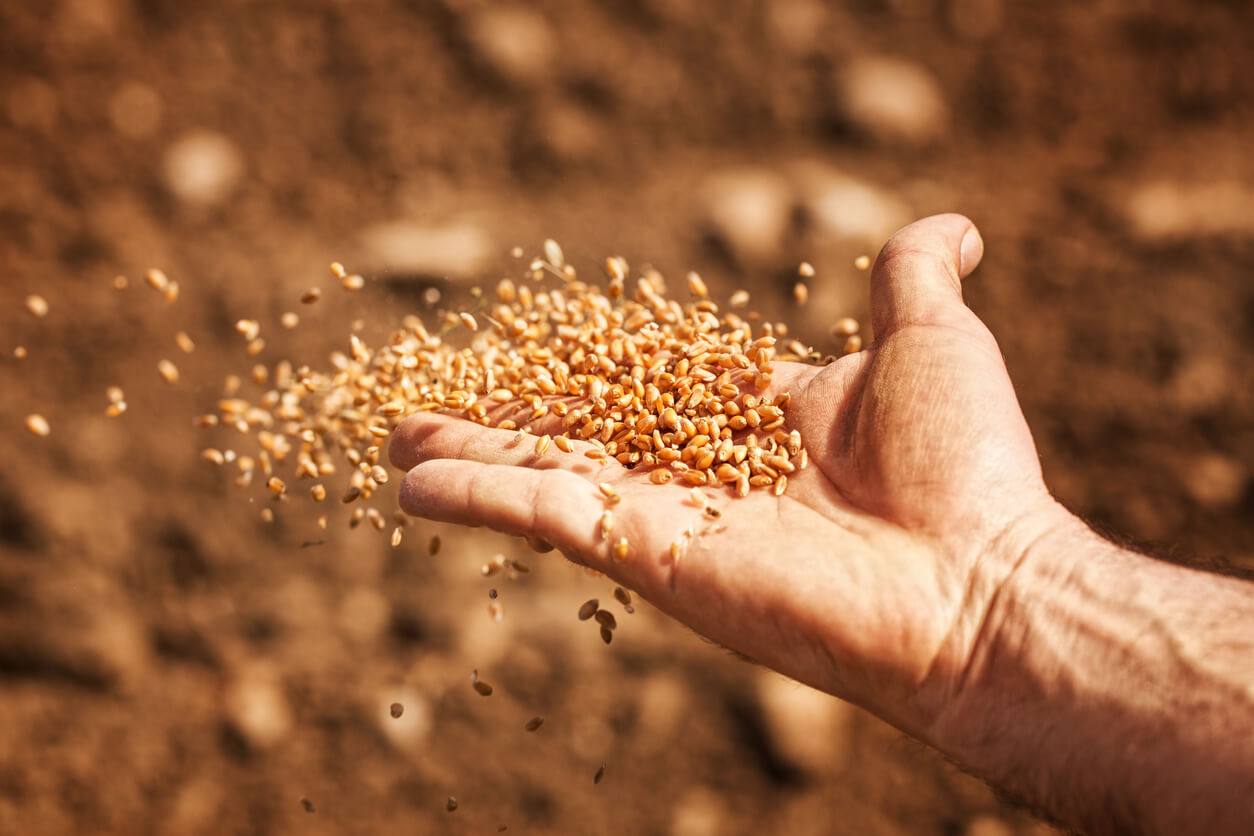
[25,414,50,437]
[578,599,599,620]
[390,702,404,718]
[525,716,544,732]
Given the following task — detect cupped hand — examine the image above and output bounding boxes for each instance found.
[388,214,1062,741]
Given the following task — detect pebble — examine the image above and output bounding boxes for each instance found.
[358,220,493,280]
[832,56,948,145]
[163,130,243,207]
[464,6,556,87]
[699,167,794,267]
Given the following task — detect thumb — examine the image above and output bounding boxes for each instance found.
[868,213,983,339]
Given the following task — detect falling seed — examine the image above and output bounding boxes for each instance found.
[597,483,619,502]
[612,538,628,561]
[488,600,503,621]
[106,386,125,403]
[280,312,299,329]
[473,680,493,697]
[525,716,544,732]
[310,484,326,501]
[25,414,50,437]
[391,527,403,547]
[730,289,750,307]
[105,401,127,418]
[260,508,275,523]
[267,476,286,494]
[24,295,48,317]
[854,255,871,270]
[543,238,565,269]
[613,587,632,606]
[704,505,721,519]
[842,334,862,355]
[798,261,815,277]
[371,465,389,483]
[594,763,606,784]
[831,317,859,337]
[534,435,550,456]
[301,288,321,304]
[600,625,613,645]
[594,609,617,630]
[578,599,599,621]
[200,448,225,465]
[329,262,346,278]
[164,282,179,303]
[793,283,808,305]
[112,275,128,290]
[175,331,195,353]
[599,510,613,539]
[510,559,530,574]
[428,534,441,556]
[688,488,706,508]
[446,797,458,813]
[686,271,708,297]
[300,797,316,813]
[390,702,404,719]
[235,319,260,340]
[158,359,180,384]
[13,346,27,359]
[145,269,170,293]
[342,274,364,291]
[341,486,361,504]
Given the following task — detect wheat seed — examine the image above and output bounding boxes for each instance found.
[594,609,617,630]
[301,288,321,304]
[578,599,600,621]
[793,283,808,305]
[158,359,180,384]
[25,414,50,436]
[525,716,544,732]
[613,587,632,606]
[612,537,628,561]
[175,331,195,353]
[429,534,441,556]
[145,269,170,293]
[24,295,49,317]
[854,255,871,270]
[446,797,458,812]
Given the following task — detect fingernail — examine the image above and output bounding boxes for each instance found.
[959,226,984,276]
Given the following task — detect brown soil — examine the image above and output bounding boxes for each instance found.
[3,2,1253,834]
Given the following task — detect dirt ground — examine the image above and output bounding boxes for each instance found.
[3,1,1254,834]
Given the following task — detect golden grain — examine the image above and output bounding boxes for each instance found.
[842,334,862,355]
[24,295,48,317]
[599,509,613,540]
[158,359,180,384]
[280,312,299,329]
[459,312,478,331]
[854,255,871,271]
[342,274,364,291]
[310,484,327,501]
[145,269,170,293]
[612,537,629,561]
[798,261,815,277]
[24,414,50,437]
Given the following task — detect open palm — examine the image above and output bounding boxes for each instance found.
[389,215,1059,741]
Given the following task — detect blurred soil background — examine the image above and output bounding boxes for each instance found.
[3,0,1254,833]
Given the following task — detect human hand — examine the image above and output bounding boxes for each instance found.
[388,214,1066,742]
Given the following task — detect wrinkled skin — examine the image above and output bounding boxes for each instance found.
[389,214,1060,741]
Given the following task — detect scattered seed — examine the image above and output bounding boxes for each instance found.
[600,625,613,645]
[729,289,750,307]
[280,312,299,329]
[525,716,544,732]
[793,283,808,305]
[472,679,493,697]
[798,261,815,277]
[842,334,862,355]
[267,476,286,494]
[543,238,565,269]
[145,269,170,293]
[390,702,404,718]
[24,295,48,317]
[594,609,617,630]
[342,274,364,291]
[832,317,859,337]
[175,331,195,353]
[597,483,620,503]
[105,401,127,418]
[534,435,551,456]
[201,448,225,465]
[854,255,871,270]
[459,312,478,331]
[391,527,403,547]
[594,763,607,784]
[112,275,129,290]
[25,414,50,437]
[488,600,503,621]
[301,288,321,304]
[157,359,180,384]
[614,587,632,606]
[428,534,441,556]
[599,509,613,539]
[704,505,722,519]
[578,599,599,620]
[310,484,326,501]
[446,797,458,813]
[13,346,27,359]
[612,537,628,561]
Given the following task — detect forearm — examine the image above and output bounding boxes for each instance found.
[935,510,1254,834]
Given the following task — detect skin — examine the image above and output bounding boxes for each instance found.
[389,214,1254,833]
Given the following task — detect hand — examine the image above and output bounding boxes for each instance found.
[388,214,1065,741]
